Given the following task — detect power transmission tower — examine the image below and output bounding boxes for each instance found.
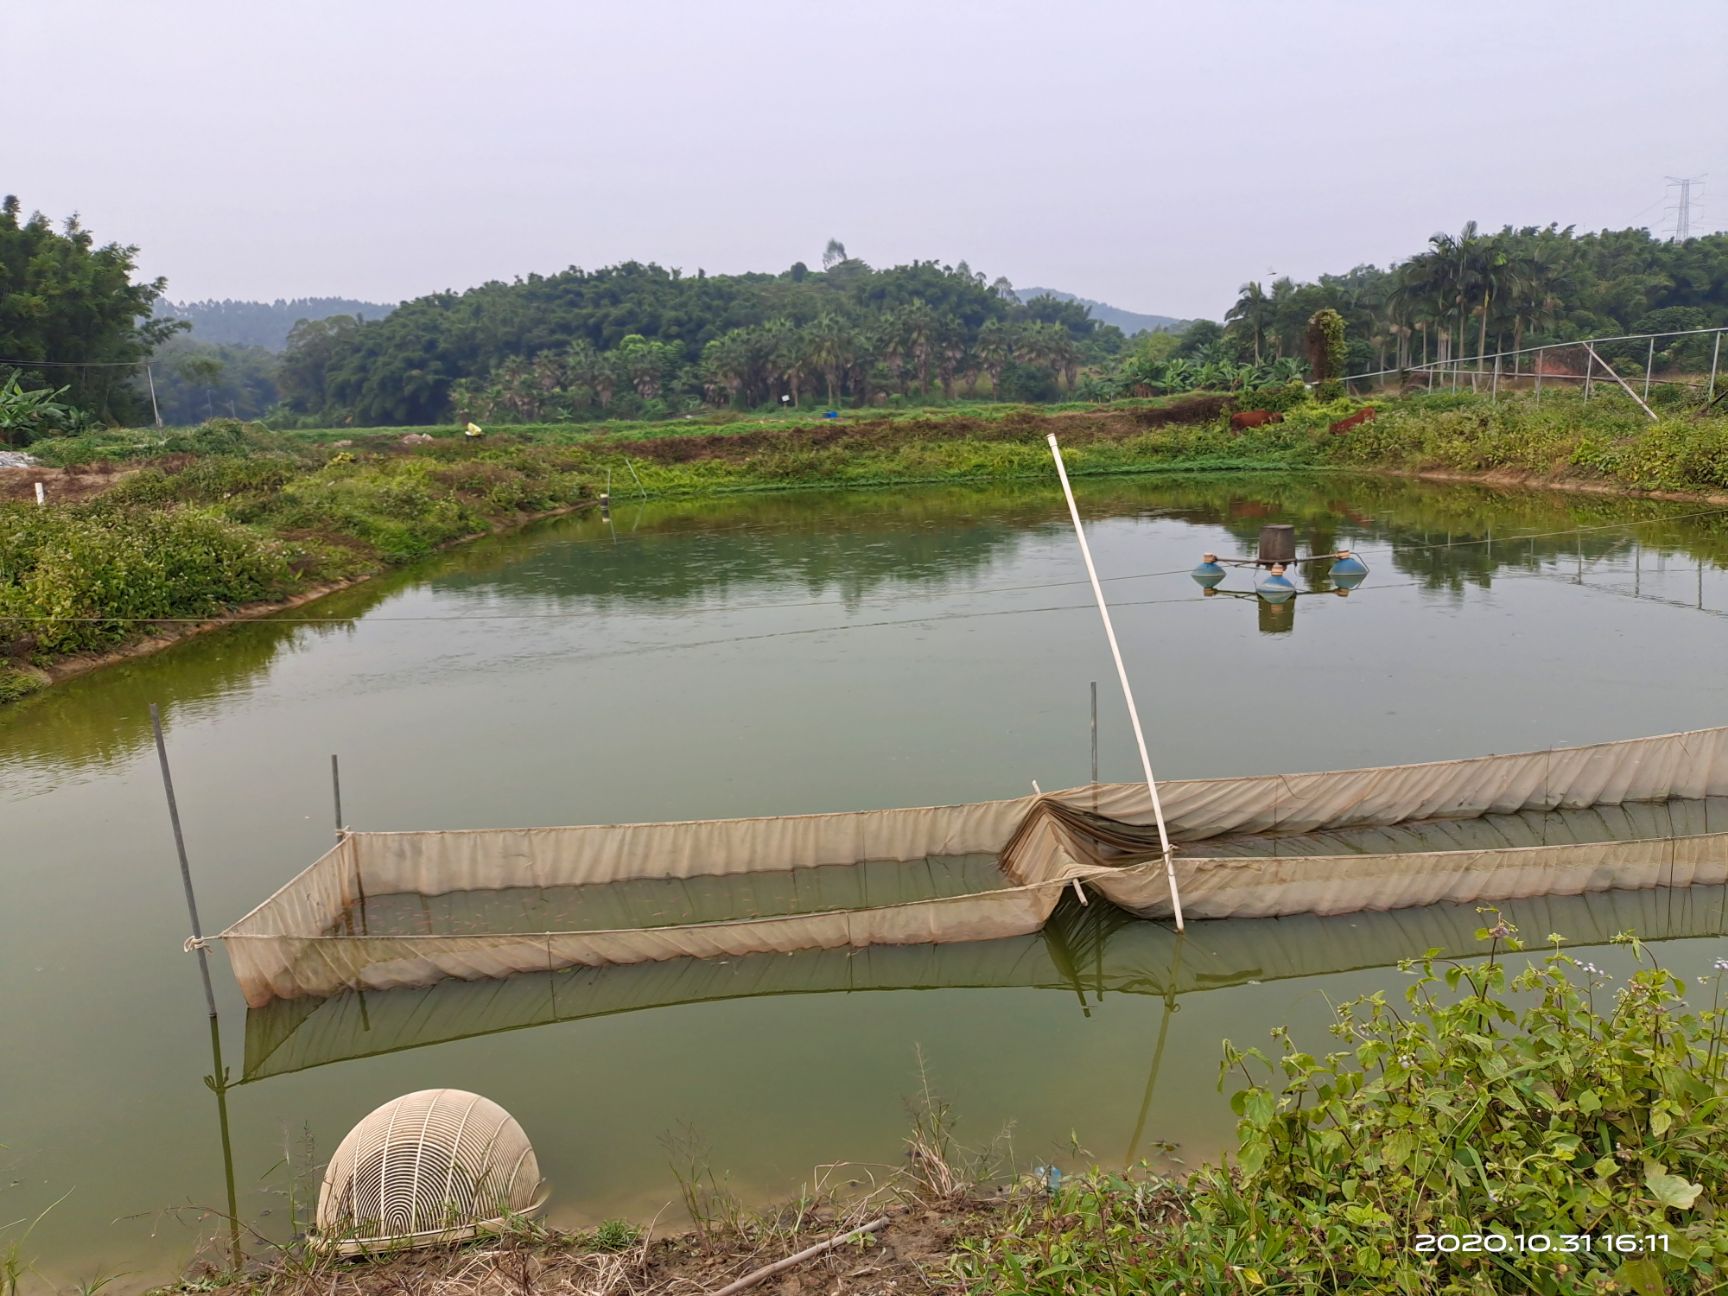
[1665,175,1705,241]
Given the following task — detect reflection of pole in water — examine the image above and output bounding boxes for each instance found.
[1124,935,1183,1167]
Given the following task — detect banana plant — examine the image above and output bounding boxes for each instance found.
[0,376,73,446]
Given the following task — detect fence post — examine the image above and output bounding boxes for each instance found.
[1710,332,1722,403]
[1492,353,1501,400]
[1644,337,1655,402]
[1584,347,1593,401]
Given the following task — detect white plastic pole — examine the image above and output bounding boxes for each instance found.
[1046,434,1185,930]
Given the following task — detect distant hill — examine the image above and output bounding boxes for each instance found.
[1016,288,1189,336]
[157,297,398,350]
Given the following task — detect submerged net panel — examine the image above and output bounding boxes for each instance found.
[213,726,1728,1007]
[244,883,1728,1082]
[344,853,1014,937]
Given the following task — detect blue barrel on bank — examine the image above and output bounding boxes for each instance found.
[1330,552,1369,590]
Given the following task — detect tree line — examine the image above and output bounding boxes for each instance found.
[1217,223,1728,376]
[8,192,1728,435]
[0,195,178,428]
[277,248,1132,425]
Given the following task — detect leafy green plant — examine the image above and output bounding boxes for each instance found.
[962,922,1728,1294]
[0,376,84,447]
[591,1218,641,1251]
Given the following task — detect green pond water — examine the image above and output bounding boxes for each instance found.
[4,472,1728,1285]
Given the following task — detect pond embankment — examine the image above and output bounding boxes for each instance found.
[6,390,1728,704]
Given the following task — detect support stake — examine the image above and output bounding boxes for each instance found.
[1090,681,1099,788]
[332,753,345,839]
[151,704,218,1019]
[1047,434,1184,930]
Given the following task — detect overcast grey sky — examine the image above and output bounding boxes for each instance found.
[13,0,1726,319]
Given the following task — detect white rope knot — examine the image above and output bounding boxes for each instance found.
[184,936,211,953]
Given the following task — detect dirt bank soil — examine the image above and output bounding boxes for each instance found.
[174,1200,1008,1296]
[0,461,138,503]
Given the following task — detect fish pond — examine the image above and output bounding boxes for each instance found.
[4,472,1728,1285]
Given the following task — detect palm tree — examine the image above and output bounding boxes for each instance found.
[898,300,937,395]
[761,320,805,407]
[806,312,855,406]
[566,339,612,408]
[1225,281,1272,362]
[977,320,1016,399]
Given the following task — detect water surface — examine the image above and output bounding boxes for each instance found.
[4,473,1728,1284]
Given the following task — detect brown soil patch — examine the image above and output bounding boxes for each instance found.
[0,462,139,503]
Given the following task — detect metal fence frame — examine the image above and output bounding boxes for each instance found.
[1340,325,1727,420]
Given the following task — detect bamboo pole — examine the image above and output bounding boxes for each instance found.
[151,704,218,1019]
[1090,681,1099,787]
[1046,434,1184,930]
[710,1217,890,1296]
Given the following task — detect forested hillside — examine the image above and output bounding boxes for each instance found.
[9,191,1728,436]
[275,249,1132,425]
[156,297,396,350]
[1015,288,1187,336]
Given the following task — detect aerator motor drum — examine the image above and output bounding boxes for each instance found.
[313,1089,545,1256]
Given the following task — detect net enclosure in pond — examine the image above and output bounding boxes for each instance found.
[204,726,1728,1007]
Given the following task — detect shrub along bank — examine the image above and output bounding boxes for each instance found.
[5,390,1728,703]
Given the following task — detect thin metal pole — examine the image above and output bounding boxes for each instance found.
[332,753,344,839]
[1046,434,1184,930]
[1584,347,1593,401]
[1710,333,1721,403]
[145,363,162,428]
[1583,343,1659,422]
[624,457,648,500]
[1491,353,1500,400]
[1536,348,1543,398]
[1644,337,1655,402]
[1090,681,1099,787]
[150,703,218,1019]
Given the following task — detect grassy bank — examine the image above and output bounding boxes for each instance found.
[53,926,1712,1296]
[5,388,1728,703]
